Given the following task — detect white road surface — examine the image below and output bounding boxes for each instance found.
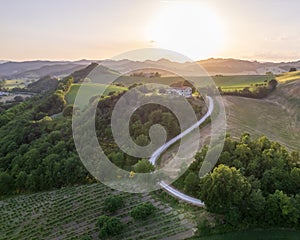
[149,96,214,207]
[159,181,205,207]
[149,96,213,165]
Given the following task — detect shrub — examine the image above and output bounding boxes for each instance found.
[130,202,156,220]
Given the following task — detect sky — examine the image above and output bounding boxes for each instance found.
[1,0,300,62]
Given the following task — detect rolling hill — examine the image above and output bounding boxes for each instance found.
[1,58,300,80]
[223,72,300,151]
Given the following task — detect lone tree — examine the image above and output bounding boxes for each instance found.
[14,96,23,102]
[103,196,124,213]
[268,79,278,90]
[131,202,156,220]
[97,215,123,238]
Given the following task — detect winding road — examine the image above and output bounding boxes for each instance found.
[149,96,214,207]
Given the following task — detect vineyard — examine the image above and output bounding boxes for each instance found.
[0,183,195,240]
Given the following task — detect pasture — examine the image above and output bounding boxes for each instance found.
[114,74,273,91]
[65,83,127,104]
[223,77,300,151]
[2,79,27,89]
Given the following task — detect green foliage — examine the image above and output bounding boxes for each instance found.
[0,172,14,195]
[130,202,156,220]
[65,83,126,105]
[176,134,300,229]
[184,172,200,197]
[62,104,73,117]
[134,159,155,173]
[103,196,124,213]
[199,164,251,215]
[221,78,278,98]
[97,215,123,238]
[0,184,192,239]
[0,76,90,196]
[265,190,299,226]
[268,79,278,90]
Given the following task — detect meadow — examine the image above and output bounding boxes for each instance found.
[113,74,273,91]
[65,83,127,104]
[224,72,300,151]
[276,70,300,83]
[2,79,27,89]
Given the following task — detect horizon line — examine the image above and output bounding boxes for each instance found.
[1,56,300,64]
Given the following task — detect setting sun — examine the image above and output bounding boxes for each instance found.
[147,1,226,60]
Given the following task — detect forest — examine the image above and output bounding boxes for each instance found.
[0,65,299,234]
[174,133,300,231]
[0,71,204,195]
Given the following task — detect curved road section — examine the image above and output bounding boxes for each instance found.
[159,181,205,207]
[149,96,214,207]
[149,96,213,165]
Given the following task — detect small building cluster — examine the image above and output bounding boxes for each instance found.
[166,86,192,98]
[0,91,9,96]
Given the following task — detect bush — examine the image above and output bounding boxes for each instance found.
[103,196,124,213]
[130,202,156,220]
[97,215,123,238]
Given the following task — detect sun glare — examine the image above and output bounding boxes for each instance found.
[147,1,225,60]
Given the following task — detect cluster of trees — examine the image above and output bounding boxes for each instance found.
[0,73,93,196]
[221,79,278,99]
[130,71,161,78]
[95,92,181,170]
[95,87,203,171]
[175,134,300,228]
[97,196,156,239]
[0,64,205,196]
[96,196,125,238]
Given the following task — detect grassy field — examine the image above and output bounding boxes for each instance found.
[213,75,273,87]
[114,75,272,88]
[0,183,195,240]
[2,79,27,89]
[65,83,127,104]
[223,73,300,151]
[276,71,300,83]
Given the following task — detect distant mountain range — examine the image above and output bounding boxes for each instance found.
[0,58,299,80]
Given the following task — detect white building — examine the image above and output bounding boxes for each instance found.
[0,91,8,96]
[166,86,192,98]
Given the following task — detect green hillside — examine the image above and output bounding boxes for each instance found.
[114,75,272,89]
[65,83,127,104]
[224,78,300,151]
[276,70,300,83]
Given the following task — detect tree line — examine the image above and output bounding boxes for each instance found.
[220,79,278,99]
